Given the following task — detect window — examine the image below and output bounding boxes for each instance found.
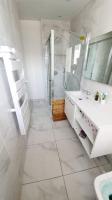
[74,44,81,65]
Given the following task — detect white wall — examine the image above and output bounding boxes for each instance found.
[71,0,112,38]
[0,1,25,200]
[71,0,112,96]
[0,0,22,58]
[20,20,45,100]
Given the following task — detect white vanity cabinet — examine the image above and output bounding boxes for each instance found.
[65,91,112,158]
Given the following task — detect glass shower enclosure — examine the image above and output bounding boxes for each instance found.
[45,30,86,106]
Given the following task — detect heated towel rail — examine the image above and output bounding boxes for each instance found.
[0,46,30,135]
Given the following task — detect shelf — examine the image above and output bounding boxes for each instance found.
[75,107,97,144]
[74,121,92,157]
[76,118,95,144]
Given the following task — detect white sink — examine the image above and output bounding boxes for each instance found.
[94,171,112,200]
[67,91,83,97]
[70,91,89,101]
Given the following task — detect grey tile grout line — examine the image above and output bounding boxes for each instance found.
[29,127,53,131]
[25,141,55,148]
[25,137,77,148]
[29,125,70,131]
[22,175,63,186]
[29,126,73,134]
[28,127,74,135]
[54,138,70,200]
[21,163,110,186]
[63,163,110,177]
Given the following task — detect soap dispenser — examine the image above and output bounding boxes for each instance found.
[100,92,108,104]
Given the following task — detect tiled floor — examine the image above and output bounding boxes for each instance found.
[21,101,112,200]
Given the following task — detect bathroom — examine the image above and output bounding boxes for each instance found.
[1,0,112,200]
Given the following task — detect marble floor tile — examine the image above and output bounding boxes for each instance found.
[57,138,96,175]
[31,111,50,120]
[64,168,100,200]
[0,136,4,152]
[27,128,55,145]
[22,142,62,184]
[0,146,10,199]
[21,177,68,200]
[21,103,112,200]
[31,109,51,118]
[31,115,52,124]
[31,113,51,122]
[32,105,51,116]
[31,100,48,107]
[52,120,70,129]
[94,156,110,167]
[106,155,112,165]
[98,163,112,174]
[54,127,76,141]
[31,117,53,131]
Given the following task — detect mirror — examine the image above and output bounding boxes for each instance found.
[84,32,112,85]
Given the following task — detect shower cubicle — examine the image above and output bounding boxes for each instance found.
[45,29,86,120]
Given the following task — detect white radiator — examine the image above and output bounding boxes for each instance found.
[0,46,30,135]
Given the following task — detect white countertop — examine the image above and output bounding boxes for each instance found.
[65,91,112,129]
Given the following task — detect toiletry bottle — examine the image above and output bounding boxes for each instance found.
[95,91,99,101]
[100,92,107,104]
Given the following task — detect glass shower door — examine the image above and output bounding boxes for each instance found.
[65,33,86,91]
[54,31,69,99]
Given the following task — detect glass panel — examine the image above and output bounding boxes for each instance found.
[73,44,81,65]
[92,38,112,83]
[45,30,54,105]
[54,31,68,99]
[85,43,98,79]
[65,33,86,91]
[45,38,51,104]
[13,70,20,81]
[84,32,112,85]
[65,47,72,73]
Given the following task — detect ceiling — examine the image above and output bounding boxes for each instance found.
[16,0,91,20]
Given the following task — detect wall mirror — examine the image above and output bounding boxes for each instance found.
[84,32,112,85]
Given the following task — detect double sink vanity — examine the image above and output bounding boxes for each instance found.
[65,90,112,158]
